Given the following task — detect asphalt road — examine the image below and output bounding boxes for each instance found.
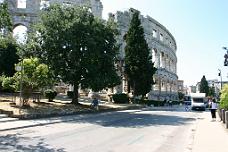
[0,108,204,152]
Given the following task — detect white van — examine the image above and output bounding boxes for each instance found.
[190,93,206,111]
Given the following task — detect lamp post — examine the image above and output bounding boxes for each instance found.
[15,59,23,107]
[222,47,228,66]
[218,69,222,90]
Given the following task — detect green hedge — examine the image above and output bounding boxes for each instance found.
[112,93,129,104]
[219,84,228,110]
[44,89,57,102]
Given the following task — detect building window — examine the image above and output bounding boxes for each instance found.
[17,0,26,8]
[152,29,157,38]
[160,33,163,41]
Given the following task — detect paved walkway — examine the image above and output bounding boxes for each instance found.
[192,111,228,152]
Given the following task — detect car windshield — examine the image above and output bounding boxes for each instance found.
[193,98,204,103]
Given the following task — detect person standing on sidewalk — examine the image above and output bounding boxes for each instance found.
[210,98,217,121]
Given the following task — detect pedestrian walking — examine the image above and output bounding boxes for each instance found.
[91,97,99,111]
[169,100,173,107]
[210,98,217,121]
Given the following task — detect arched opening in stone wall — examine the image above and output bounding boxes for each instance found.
[13,24,27,44]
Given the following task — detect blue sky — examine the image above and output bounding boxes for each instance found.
[101,0,228,86]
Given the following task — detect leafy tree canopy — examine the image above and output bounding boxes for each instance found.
[33,4,120,103]
[0,2,12,33]
[13,57,54,92]
[0,35,19,76]
[124,10,157,99]
[219,84,228,110]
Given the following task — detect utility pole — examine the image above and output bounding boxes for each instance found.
[218,69,222,90]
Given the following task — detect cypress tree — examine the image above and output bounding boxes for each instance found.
[124,10,157,99]
[199,75,209,96]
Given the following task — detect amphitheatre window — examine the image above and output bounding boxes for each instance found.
[17,0,26,8]
[152,29,157,38]
[160,33,163,41]
[63,2,72,7]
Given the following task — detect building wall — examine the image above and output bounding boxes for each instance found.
[7,0,103,29]
[113,8,178,101]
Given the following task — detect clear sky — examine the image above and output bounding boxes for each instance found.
[101,0,228,86]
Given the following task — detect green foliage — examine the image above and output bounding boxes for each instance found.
[178,92,185,101]
[124,10,157,98]
[0,2,12,33]
[0,2,19,76]
[219,84,228,110]
[35,4,120,103]
[112,93,129,104]
[67,91,74,99]
[13,57,54,92]
[44,89,57,102]
[208,86,215,97]
[0,36,19,76]
[199,75,209,96]
[2,76,16,92]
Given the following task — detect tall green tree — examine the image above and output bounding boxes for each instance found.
[0,2,19,76]
[0,2,13,33]
[199,75,209,96]
[208,86,215,97]
[0,36,19,76]
[35,4,120,104]
[124,10,156,99]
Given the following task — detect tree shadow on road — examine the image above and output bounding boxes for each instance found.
[79,111,196,128]
[0,133,66,152]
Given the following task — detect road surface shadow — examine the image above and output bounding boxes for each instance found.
[52,110,197,128]
[0,133,66,152]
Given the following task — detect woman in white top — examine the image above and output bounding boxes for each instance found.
[210,98,217,121]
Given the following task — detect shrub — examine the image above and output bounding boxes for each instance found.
[44,89,57,102]
[2,76,16,93]
[112,93,129,104]
[219,84,228,110]
[67,91,74,98]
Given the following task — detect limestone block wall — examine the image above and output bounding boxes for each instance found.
[7,0,103,29]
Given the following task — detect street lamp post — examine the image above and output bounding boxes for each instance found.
[15,59,23,107]
[218,69,222,90]
[222,47,228,66]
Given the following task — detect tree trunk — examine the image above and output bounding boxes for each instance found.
[141,95,145,101]
[72,82,79,104]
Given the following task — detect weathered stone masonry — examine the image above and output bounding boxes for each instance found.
[112,9,178,101]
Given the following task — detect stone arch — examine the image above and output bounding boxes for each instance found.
[13,24,28,43]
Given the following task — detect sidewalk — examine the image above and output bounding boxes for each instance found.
[192,111,228,152]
